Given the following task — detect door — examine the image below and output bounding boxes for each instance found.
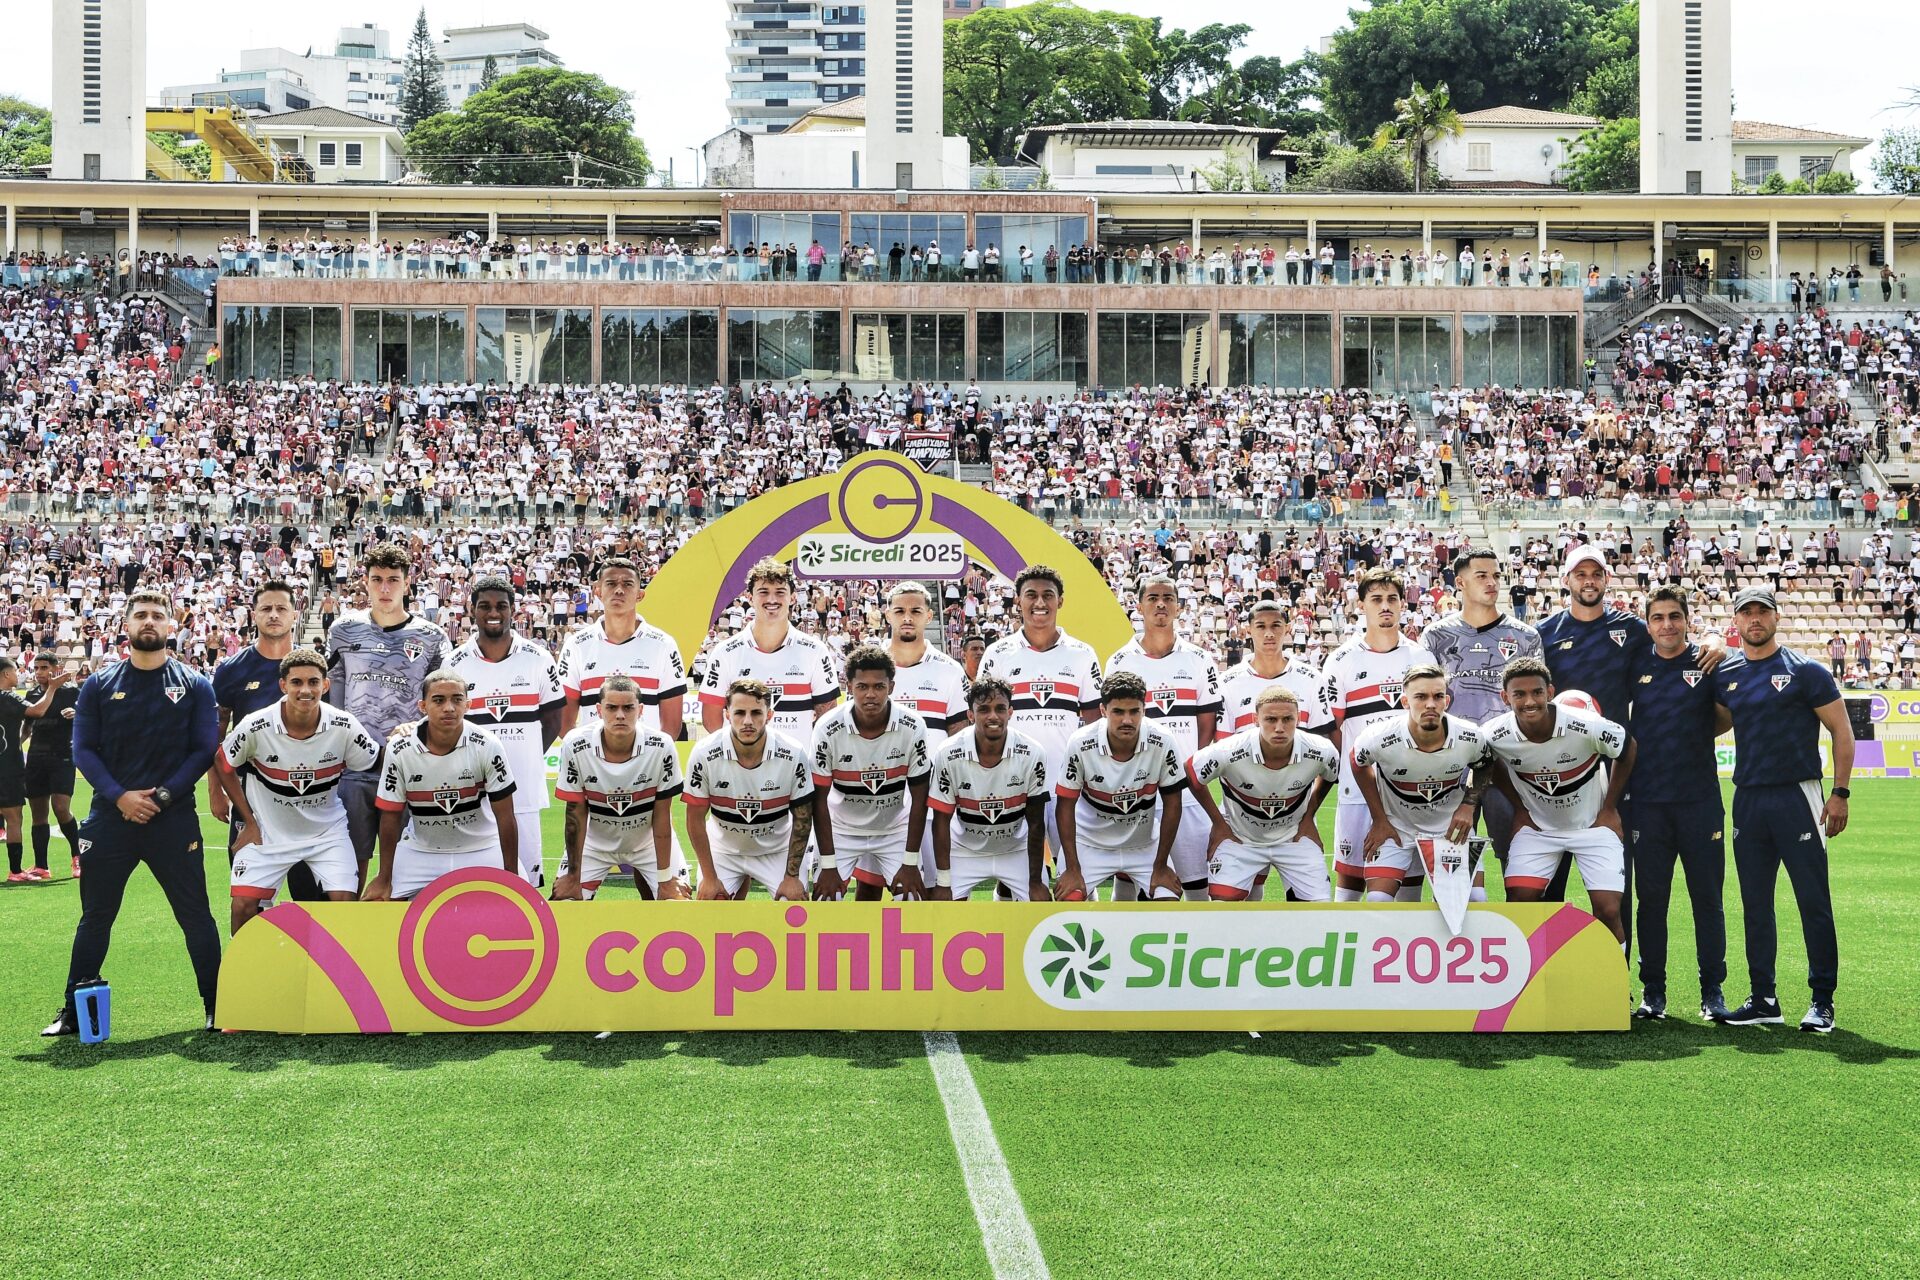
[379,342,409,383]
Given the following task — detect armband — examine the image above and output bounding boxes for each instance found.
[817,852,838,871]
[935,868,952,888]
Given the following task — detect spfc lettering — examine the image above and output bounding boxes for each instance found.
[287,768,315,794]
[860,767,887,793]
[606,790,634,815]
[163,684,185,704]
[977,797,1006,821]
[1030,679,1055,706]
[1151,687,1178,715]
[1497,638,1519,660]
[1608,630,1626,647]
[734,797,763,821]
[484,693,512,720]
[1380,678,1405,708]
[1771,674,1792,692]
[433,786,461,813]
[403,640,426,662]
[1682,670,1703,687]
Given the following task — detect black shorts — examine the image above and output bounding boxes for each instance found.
[24,755,76,799]
[0,771,24,808]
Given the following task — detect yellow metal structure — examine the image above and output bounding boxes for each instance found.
[144,105,309,183]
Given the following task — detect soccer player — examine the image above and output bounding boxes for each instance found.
[213,649,381,933]
[684,677,822,901]
[212,581,306,892]
[326,544,448,888]
[977,565,1103,860]
[1219,600,1329,739]
[1712,585,1855,1033]
[926,678,1051,902]
[1627,586,1731,1021]
[1106,574,1223,900]
[1187,686,1338,901]
[0,659,72,883]
[883,581,969,884]
[1484,658,1635,946]
[364,669,519,902]
[23,653,82,880]
[1350,663,1495,902]
[558,556,687,740]
[551,676,688,901]
[450,576,563,887]
[1323,567,1436,901]
[810,646,932,901]
[700,557,840,741]
[1052,671,1186,902]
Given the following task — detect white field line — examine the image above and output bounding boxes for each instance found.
[922,1031,1051,1280]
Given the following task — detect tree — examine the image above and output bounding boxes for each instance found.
[398,7,449,133]
[1236,54,1331,138]
[1873,126,1920,194]
[1812,169,1859,195]
[1562,116,1639,191]
[1295,144,1416,193]
[405,67,650,186]
[1370,81,1462,194]
[0,95,52,173]
[943,0,1157,163]
[1568,1,1638,117]
[147,131,212,179]
[480,55,501,91]
[1145,22,1252,119]
[1194,155,1272,192]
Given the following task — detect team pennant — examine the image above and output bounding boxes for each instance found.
[1417,835,1484,937]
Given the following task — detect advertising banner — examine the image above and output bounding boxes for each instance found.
[215,869,1629,1034]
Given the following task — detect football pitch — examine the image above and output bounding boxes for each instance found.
[4,779,1916,1280]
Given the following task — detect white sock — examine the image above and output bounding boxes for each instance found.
[1365,890,1396,902]
[1394,882,1424,902]
[1469,887,1488,902]
[1334,886,1361,902]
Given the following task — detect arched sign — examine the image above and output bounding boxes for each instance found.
[642,451,1133,661]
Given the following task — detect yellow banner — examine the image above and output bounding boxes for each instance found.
[216,869,1627,1033]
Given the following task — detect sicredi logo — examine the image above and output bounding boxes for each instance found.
[793,533,968,580]
[1022,911,1531,1011]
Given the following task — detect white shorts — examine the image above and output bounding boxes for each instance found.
[391,843,505,900]
[1506,826,1625,895]
[950,852,1033,901]
[513,810,545,885]
[1072,844,1177,900]
[1167,792,1211,888]
[1359,832,1426,885]
[838,832,915,893]
[1334,802,1372,879]
[709,848,787,898]
[231,834,359,898]
[578,846,690,900]
[1209,838,1330,902]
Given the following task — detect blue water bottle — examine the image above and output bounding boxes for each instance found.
[74,980,111,1044]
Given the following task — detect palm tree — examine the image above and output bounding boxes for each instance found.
[1371,80,1463,194]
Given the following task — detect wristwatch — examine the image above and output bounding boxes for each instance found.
[1830,787,1850,800]
[153,786,174,809]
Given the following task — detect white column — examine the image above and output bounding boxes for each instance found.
[606,212,617,242]
[1306,217,1317,258]
[369,208,379,241]
[1190,216,1202,251]
[1768,218,1779,295]
[3,205,13,253]
[1537,217,1547,259]
[249,204,260,238]
[1652,222,1663,279]
[1886,219,1896,276]
[489,210,499,241]
[128,206,139,261]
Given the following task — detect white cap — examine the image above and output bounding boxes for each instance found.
[1561,544,1608,578]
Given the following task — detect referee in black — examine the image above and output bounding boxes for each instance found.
[42,591,223,1036]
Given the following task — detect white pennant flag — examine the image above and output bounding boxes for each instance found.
[1418,836,1484,937]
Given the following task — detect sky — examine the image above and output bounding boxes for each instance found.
[9,0,1920,186]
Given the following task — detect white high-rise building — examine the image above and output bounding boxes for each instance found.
[865,0,943,189]
[51,0,148,182]
[1639,0,1732,194]
[439,24,562,103]
[724,3,868,135]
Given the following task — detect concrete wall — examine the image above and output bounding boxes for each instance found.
[866,0,945,189]
[52,0,147,182]
[1433,126,1579,185]
[1641,0,1733,194]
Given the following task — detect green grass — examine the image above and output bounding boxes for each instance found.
[3,780,1917,1279]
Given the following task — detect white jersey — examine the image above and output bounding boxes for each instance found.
[810,701,932,844]
[1349,715,1493,841]
[554,721,684,859]
[889,648,970,739]
[928,727,1050,858]
[219,703,381,850]
[1056,720,1186,854]
[449,635,562,811]
[1188,729,1338,846]
[699,628,841,741]
[683,728,815,859]
[1482,707,1626,831]
[1104,637,1224,760]
[376,724,516,855]
[1321,634,1435,802]
[558,619,688,737]
[1218,658,1330,738]
[977,630,1102,772]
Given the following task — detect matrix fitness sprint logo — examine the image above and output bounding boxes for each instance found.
[398,870,559,1027]
[1037,922,1111,999]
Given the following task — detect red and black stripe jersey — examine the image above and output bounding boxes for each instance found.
[219,703,381,850]
[810,700,932,843]
[451,635,563,810]
[699,627,842,742]
[928,727,1050,858]
[977,630,1102,771]
[890,648,970,738]
[1320,633,1435,802]
[1105,637,1224,759]
[558,619,688,738]
[683,727,816,859]
[375,724,517,855]
[1056,720,1186,853]
[554,721,684,857]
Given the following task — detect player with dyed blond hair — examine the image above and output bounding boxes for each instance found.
[1187,686,1339,901]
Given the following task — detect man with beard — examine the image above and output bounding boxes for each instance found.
[211,580,314,898]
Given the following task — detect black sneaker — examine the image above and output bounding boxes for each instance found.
[1799,1001,1835,1034]
[1722,995,1784,1026]
[1633,991,1668,1020]
[40,1007,77,1037]
[1700,987,1731,1022]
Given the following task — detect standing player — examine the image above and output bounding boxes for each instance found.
[326,544,448,889]
[1628,586,1731,1021]
[1052,672,1186,902]
[23,654,82,880]
[1350,663,1494,902]
[700,558,840,742]
[1219,600,1329,739]
[810,647,932,901]
[0,659,71,883]
[1712,586,1854,1033]
[450,576,563,887]
[1323,568,1436,901]
[551,676,687,901]
[926,678,1051,902]
[1106,574,1223,900]
[684,678,823,901]
[882,581,969,885]
[212,649,381,933]
[1187,687,1338,901]
[977,565,1103,861]
[558,557,687,740]
[212,581,306,892]
[364,669,519,902]
[1484,658,1634,946]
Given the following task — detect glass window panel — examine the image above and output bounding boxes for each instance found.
[636,310,665,385]
[1549,314,1578,388]
[851,214,879,253]
[1096,312,1126,387]
[1125,312,1154,388]
[1397,316,1423,397]
[978,312,1004,380]
[1519,313,1549,388]
[688,309,719,385]
[728,311,756,384]
[1060,312,1088,385]
[475,307,507,384]
[1275,314,1304,387]
[1006,312,1038,380]
[938,313,965,382]
[1461,315,1494,390]
[1223,312,1249,385]
[253,306,282,382]
[1423,315,1453,391]
[352,308,379,383]
[600,309,632,386]
[976,215,1002,256]
[909,313,936,382]
[561,308,593,385]
[312,306,342,381]
[1303,313,1333,386]
[222,306,248,382]
[1491,314,1522,388]
[660,310,690,385]
[811,309,840,377]
[284,305,313,379]
[730,213,753,249]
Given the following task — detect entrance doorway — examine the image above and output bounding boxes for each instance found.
[378,342,409,382]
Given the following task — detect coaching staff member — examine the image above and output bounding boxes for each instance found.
[42,591,222,1036]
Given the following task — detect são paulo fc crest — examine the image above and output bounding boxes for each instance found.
[433,786,461,812]
[287,768,315,794]
[1497,638,1519,660]
[1529,770,1563,795]
[605,789,634,814]
[1151,687,1179,715]
[1380,678,1405,707]
[1683,670,1703,687]
[1608,629,1626,647]
[163,683,185,704]
[860,766,888,793]
[403,640,426,662]
[483,693,512,720]
[734,796,763,821]
[1772,674,1793,692]
[1030,678,1056,706]
[1111,788,1142,813]
[1414,780,1449,802]
[977,797,1006,821]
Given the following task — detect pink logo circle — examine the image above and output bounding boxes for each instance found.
[398,868,558,1026]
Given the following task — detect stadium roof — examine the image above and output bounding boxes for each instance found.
[1015,120,1300,164]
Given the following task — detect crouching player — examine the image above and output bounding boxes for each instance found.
[810,646,932,901]
[1484,657,1634,946]
[364,669,519,901]
[926,678,1050,901]
[214,648,381,932]
[1187,686,1338,901]
[1350,663,1495,902]
[684,678,822,901]
[1053,672,1186,902]
[552,675,688,901]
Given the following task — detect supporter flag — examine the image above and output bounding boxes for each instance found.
[901,430,953,472]
[1417,836,1484,937]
